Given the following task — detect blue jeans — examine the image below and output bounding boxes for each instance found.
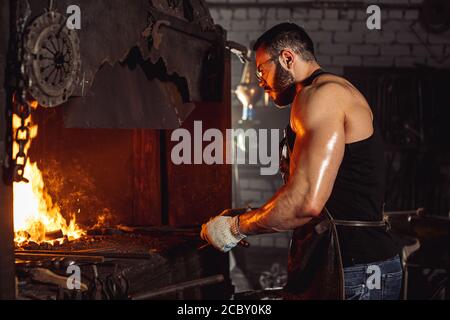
[344,255,403,300]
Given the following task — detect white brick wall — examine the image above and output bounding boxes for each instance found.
[237,171,283,207]
[208,0,450,77]
[212,0,450,125]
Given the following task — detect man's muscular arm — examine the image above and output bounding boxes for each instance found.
[239,83,347,235]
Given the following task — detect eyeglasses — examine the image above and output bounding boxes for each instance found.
[255,56,277,84]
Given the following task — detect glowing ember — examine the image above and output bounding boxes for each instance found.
[13,105,85,246]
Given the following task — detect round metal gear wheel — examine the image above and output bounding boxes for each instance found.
[23,11,81,108]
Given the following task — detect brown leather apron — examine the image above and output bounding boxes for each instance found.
[284,208,386,300]
[279,126,387,300]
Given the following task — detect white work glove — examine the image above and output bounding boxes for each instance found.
[200,215,246,252]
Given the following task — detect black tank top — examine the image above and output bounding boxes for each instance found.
[284,69,399,267]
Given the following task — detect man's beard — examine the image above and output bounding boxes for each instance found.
[271,63,297,107]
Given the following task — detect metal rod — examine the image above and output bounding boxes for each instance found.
[384,208,424,216]
[131,274,225,300]
[15,250,154,260]
[15,252,105,263]
[205,1,421,10]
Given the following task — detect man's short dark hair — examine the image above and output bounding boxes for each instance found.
[253,23,316,61]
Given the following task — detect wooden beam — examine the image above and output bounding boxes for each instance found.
[0,0,16,300]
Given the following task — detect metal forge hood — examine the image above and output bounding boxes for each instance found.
[20,0,226,129]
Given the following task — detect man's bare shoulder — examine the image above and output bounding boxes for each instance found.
[291,79,348,133]
[307,75,356,105]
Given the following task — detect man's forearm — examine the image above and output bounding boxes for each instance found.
[238,183,317,235]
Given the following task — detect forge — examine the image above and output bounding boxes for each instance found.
[0,0,236,300]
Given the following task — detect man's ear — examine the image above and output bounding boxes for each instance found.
[278,49,295,71]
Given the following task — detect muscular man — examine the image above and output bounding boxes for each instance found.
[201,23,401,300]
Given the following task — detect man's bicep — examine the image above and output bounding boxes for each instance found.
[289,99,346,214]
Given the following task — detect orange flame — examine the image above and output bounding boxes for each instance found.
[13,104,85,246]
